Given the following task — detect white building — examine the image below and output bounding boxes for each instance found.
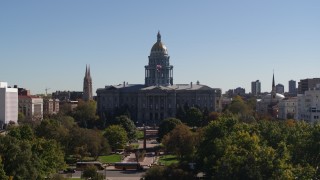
[278,97,297,120]
[296,87,320,123]
[0,82,18,128]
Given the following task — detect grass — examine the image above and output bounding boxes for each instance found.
[158,155,179,166]
[98,154,122,163]
[131,143,139,149]
[66,179,81,180]
[136,130,144,139]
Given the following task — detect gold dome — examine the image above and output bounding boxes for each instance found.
[150,31,168,54]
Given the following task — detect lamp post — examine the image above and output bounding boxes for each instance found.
[104,165,107,180]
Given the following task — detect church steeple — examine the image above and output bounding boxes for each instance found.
[83,65,93,101]
[85,65,88,77]
[272,72,275,89]
[88,65,91,78]
[272,71,276,93]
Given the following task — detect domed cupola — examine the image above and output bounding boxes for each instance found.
[150,31,168,55]
[145,31,173,86]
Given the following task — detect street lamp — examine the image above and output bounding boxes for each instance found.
[104,165,107,180]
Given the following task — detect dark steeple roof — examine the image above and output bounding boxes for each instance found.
[272,72,275,88]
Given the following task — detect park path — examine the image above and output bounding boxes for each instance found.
[122,152,157,166]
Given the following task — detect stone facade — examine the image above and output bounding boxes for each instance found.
[43,98,60,115]
[52,91,83,102]
[18,95,43,121]
[296,87,320,122]
[278,97,297,120]
[96,32,222,124]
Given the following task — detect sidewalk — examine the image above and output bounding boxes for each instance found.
[122,153,136,162]
[120,152,159,167]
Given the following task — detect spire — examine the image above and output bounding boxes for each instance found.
[157,31,161,42]
[85,64,88,77]
[272,71,275,88]
[88,65,91,78]
[83,64,93,101]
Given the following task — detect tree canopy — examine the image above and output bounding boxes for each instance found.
[114,115,137,141]
[0,125,66,179]
[158,117,182,142]
[162,124,196,160]
[104,125,128,150]
[72,100,99,128]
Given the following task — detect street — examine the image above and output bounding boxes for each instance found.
[63,169,145,180]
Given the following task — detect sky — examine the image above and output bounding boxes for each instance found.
[0,1,319,95]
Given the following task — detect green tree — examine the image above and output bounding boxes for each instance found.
[32,138,67,176]
[114,115,137,141]
[0,133,66,179]
[0,136,38,179]
[144,164,193,180]
[69,128,110,160]
[49,174,66,180]
[35,118,71,154]
[72,100,99,128]
[7,125,34,141]
[214,131,294,179]
[162,124,195,160]
[158,118,182,142]
[0,157,8,180]
[176,106,186,122]
[104,125,128,150]
[81,165,104,180]
[185,107,203,127]
[17,112,25,123]
[226,95,251,115]
[208,111,221,122]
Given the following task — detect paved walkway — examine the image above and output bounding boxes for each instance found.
[122,152,157,166]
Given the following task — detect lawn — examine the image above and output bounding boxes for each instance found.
[158,155,179,166]
[130,143,139,149]
[98,154,122,163]
[136,130,144,139]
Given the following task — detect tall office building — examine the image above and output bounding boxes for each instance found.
[276,84,285,94]
[251,80,261,96]
[83,65,93,101]
[298,78,320,94]
[289,80,296,95]
[0,82,18,128]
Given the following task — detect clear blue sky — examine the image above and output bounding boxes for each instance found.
[1,1,319,95]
